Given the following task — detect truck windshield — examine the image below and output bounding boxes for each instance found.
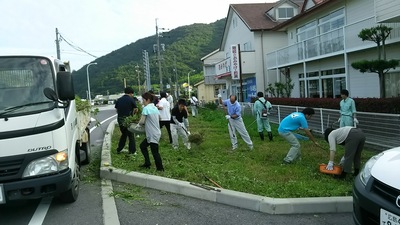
[0,57,56,116]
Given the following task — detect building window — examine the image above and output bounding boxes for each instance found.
[243,42,252,51]
[307,71,319,77]
[278,7,294,19]
[385,72,400,97]
[297,21,317,42]
[308,80,320,98]
[299,69,346,98]
[299,80,305,98]
[318,8,345,34]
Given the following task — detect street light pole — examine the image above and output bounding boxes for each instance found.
[86,62,97,104]
[187,70,195,97]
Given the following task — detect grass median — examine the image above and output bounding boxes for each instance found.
[110,107,376,198]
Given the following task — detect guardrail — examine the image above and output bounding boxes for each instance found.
[239,103,400,150]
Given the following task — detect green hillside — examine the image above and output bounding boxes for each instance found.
[72,18,225,98]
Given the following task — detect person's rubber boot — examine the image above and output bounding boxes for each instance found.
[354,169,360,176]
[268,132,273,141]
[259,132,264,141]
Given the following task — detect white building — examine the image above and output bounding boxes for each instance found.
[202,0,400,101]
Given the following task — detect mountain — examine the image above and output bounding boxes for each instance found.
[72,18,226,98]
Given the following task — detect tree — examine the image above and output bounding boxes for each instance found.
[266,68,294,98]
[265,75,294,98]
[351,24,399,98]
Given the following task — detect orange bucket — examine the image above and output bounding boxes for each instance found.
[319,164,343,175]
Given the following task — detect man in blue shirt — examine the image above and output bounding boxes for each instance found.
[339,89,357,127]
[218,94,253,151]
[278,107,321,164]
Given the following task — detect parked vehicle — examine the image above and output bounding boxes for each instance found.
[0,55,91,204]
[353,146,400,225]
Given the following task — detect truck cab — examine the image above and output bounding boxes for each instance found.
[0,55,90,204]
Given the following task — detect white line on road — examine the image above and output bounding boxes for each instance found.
[28,197,53,225]
[90,114,117,133]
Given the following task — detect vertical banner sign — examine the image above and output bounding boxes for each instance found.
[230,45,240,80]
[246,77,257,102]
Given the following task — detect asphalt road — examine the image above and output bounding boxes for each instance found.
[0,105,355,225]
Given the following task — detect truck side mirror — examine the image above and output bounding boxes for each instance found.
[57,71,75,101]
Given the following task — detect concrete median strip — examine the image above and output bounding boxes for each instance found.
[100,119,353,215]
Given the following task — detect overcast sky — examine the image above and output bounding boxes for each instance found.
[1,0,275,71]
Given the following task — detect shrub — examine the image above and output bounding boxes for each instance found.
[203,101,218,110]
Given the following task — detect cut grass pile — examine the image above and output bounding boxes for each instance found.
[110,108,377,198]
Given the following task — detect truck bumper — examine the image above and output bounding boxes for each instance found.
[353,175,400,225]
[2,169,72,202]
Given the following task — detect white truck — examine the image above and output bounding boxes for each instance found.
[0,55,91,204]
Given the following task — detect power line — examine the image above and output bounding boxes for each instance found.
[58,31,98,59]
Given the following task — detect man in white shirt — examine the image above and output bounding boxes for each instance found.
[156,91,172,143]
[189,93,199,117]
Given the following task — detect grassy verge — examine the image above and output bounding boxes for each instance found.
[110,108,376,198]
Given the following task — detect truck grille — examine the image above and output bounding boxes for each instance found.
[372,179,400,204]
[0,159,23,177]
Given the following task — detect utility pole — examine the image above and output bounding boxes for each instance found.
[135,64,141,94]
[155,19,163,91]
[55,28,61,60]
[173,55,179,99]
[142,50,151,91]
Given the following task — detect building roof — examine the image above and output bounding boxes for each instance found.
[272,0,334,30]
[230,3,278,31]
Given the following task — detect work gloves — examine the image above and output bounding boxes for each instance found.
[225,115,231,120]
[353,118,359,124]
[326,161,334,170]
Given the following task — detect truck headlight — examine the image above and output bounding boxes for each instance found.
[359,152,383,186]
[23,151,69,178]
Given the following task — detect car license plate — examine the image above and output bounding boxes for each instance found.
[0,184,5,204]
[381,208,400,225]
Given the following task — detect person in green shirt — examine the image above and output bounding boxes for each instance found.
[339,89,358,127]
[253,92,273,141]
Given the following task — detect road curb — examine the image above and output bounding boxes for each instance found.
[100,119,353,215]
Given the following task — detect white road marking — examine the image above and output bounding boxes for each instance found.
[90,115,117,133]
[28,197,52,225]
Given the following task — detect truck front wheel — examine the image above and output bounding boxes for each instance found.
[58,157,80,203]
